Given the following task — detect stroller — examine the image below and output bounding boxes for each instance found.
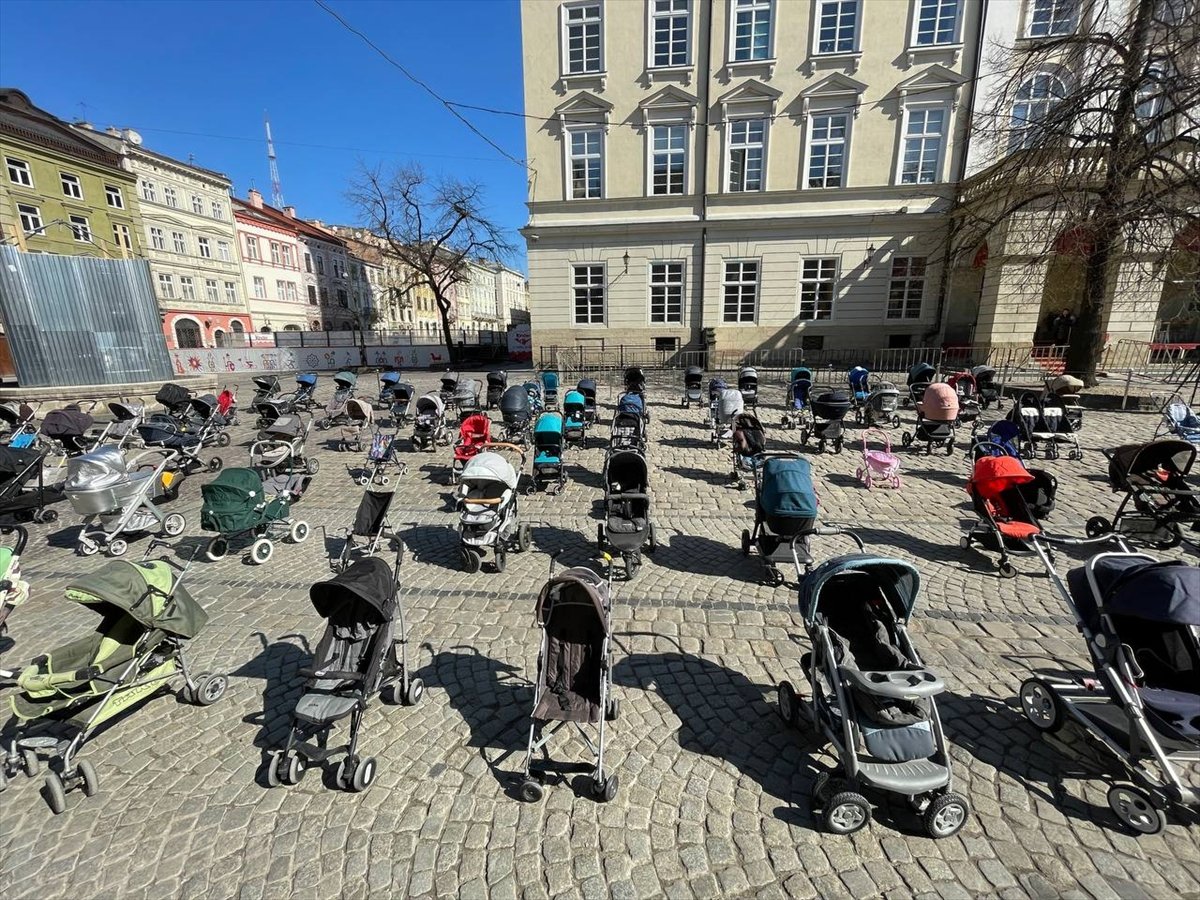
[137,416,221,475]
[104,401,146,451]
[904,382,958,456]
[266,552,422,794]
[708,378,728,431]
[518,557,619,804]
[390,381,417,426]
[712,388,744,449]
[541,370,560,410]
[848,366,870,422]
[531,412,568,495]
[251,375,280,409]
[292,372,319,411]
[339,398,374,453]
[456,445,532,573]
[453,379,483,420]
[360,428,407,487]
[782,368,814,433]
[318,371,358,430]
[741,455,862,584]
[0,555,225,813]
[524,381,545,417]
[969,419,1024,461]
[188,394,232,447]
[439,372,460,407]
[681,366,703,408]
[612,395,648,452]
[808,388,851,454]
[1157,394,1200,445]
[155,382,194,424]
[500,385,533,446]
[486,371,508,410]
[0,447,62,524]
[864,381,901,429]
[623,366,646,404]
[336,490,400,571]
[376,370,402,409]
[961,455,1057,577]
[40,405,96,459]
[65,447,187,557]
[1046,374,1085,434]
[730,413,766,490]
[599,448,656,579]
[1019,552,1200,836]
[972,365,1003,410]
[451,413,492,485]
[200,467,311,565]
[251,415,318,476]
[1010,391,1082,460]
[577,378,598,425]
[0,525,29,639]
[1086,439,1200,549]
[412,393,448,452]
[945,371,981,433]
[905,362,936,409]
[779,554,969,838]
[857,430,901,490]
[563,390,588,449]
[0,401,39,449]
[738,366,759,411]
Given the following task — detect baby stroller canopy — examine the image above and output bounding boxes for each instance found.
[624,366,646,390]
[380,371,401,387]
[1109,439,1195,486]
[578,378,597,398]
[253,375,279,393]
[416,394,445,417]
[970,455,1034,498]
[462,452,520,490]
[0,446,43,479]
[200,468,266,531]
[618,394,645,417]
[971,365,996,382]
[265,415,304,441]
[296,373,318,387]
[156,383,192,411]
[920,383,959,421]
[907,363,935,385]
[798,553,921,624]
[501,385,529,416]
[607,449,648,490]
[487,371,507,388]
[66,559,208,639]
[684,366,703,386]
[65,446,128,490]
[108,401,144,421]
[346,398,373,422]
[1049,374,1084,395]
[1068,557,1200,631]
[563,390,585,414]
[719,388,744,418]
[334,371,357,391]
[535,567,610,634]
[849,367,870,395]
[310,556,395,626]
[42,407,93,440]
[760,457,817,519]
[811,389,851,420]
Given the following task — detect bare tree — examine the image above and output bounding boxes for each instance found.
[955,0,1199,383]
[347,164,515,360]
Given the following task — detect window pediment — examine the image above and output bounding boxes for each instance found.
[554,91,614,132]
[717,79,783,118]
[894,64,967,108]
[799,72,868,118]
[638,86,700,126]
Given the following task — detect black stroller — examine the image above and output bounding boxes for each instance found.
[500,384,533,446]
[1011,391,1082,460]
[266,552,423,793]
[390,382,417,426]
[486,371,508,409]
[40,405,96,458]
[439,372,460,407]
[599,449,657,579]
[1086,440,1200,549]
[336,490,400,572]
[137,417,220,475]
[155,382,195,424]
[807,388,851,454]
[519,556,619,804]
[0,447,62,523]
[904,362,936,409]
[610,396,647,452]
[972,365,1003,410]
[681,366,703,408]
[251,375,280,408]
[622,366,648,420]
[577,378,598,425]
[188,394,232,449]
[738,366,759,411]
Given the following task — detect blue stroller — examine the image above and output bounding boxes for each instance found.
[524,381,544,416]
[293,373,318,410]
[849,367,871,423]
[530,412,567,495]
[611,396,647,452]
[577,379,598,425]
[541,371,560,410]
[970,420,1023,461]
[377,371,402,408]
[563,390,588,449]
[1157,394,1200,445]
[782,367,813,432]
[622,367,649,421]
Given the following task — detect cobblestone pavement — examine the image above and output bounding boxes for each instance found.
[2,370,1198,900]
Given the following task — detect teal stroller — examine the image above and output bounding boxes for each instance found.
[541,371,560,410]
[563,390,588,449]
[529,413,567,495]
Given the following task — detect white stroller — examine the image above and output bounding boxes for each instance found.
[64,446,186,557]
[857,429,901,490]
[412,394,448,452]
[452,379,483,420]
[251,415,319,475]
[864,383,901,429]
[340,399,374,453]
[712,388,744,449]
[455,445,532,573]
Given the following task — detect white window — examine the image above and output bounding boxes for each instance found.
[270,241,282,265]
[806,114,848,188]
[816,0,859,54]
[224,281,238,303]
[649,262,684,323]
[158,273,175,298]
[180,276,196,300]
[246,235,260,260]
[6,157,32,187]
[1011,73,1066,150]
[899,106,946,184]
[60,172,82,199]
[651,0,691,67]
[150,227,166,250]
[287,281,299,301]
[798,258,837,320]
[723,261,758,322]
[276,279,287,300]
[568,128,603,199]
[282,245,295,268]
[171,231,186,253]
[888,257,926,319]
[211,200,224,219]
[163,186,178,208]
[217,240,231,262]
[141,180,156,202]
[253,276,266,299]
[731,0,773,62]
[727,119,765,192]
[651,124,687,195]
[563,3,603,75]
[205,279,220,302]
[68,215,91,242]
[914,0,960,45]
[1026,0,1076,37]
[105,184,124,209]
[572,264,605,324]
[18,204,42,234]
[191,194,204,214]
[112,222,132,250]
[198,237,212,258]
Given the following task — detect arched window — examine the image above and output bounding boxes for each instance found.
[174,318,202,349]
[213,329,226,348]
[260,325,272,333]
[1011,73,1066,150]
[230,320,245,334]
[284,324,302,331]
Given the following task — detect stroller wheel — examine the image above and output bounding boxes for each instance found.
[44,772,67,815]
[494,550,507,573]
[591,773,619,803]
[289,521,310,544]
[357,475,370,487]
[1107,785,1165,836]
[824,791,871,835]
[192,673,228,706]
[958,535,971,550]
[32,508,57,524]
[404,677,424,706]
[107,538,128,558]
[381,476,390,486]
[22,748,39,778]
[250,538,274,565]
[206,537,230,562]
[460,547,482,573]
[517,524,532,552]
[306,458,320,476]
[78,538,100,557]
[741,529,751,557]
[945,440,955,457]
[1085,516,1112,538]
[998,561,1017,579]
[208,457,223,472]
[75,760,99,798]
[901,432,912,447]
[777,681,799,727]
[605,696,620,721]
[281,751,306,786]
[351,757,378,793]
[1019,678,1065,733]
[923,793,969,839]
[216,432,231,448]
[519,779,544,803]
[163,513,186,537]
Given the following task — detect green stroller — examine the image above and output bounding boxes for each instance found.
[201,467,312,564]
[0,552,226,813]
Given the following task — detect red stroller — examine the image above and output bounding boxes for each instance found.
[961,455,1057,578]
[451,414,491,484]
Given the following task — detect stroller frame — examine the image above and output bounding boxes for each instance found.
[73,449,187,558]
[456,444,532,573]
[336,491,401,572]
[1086,440,1199,550]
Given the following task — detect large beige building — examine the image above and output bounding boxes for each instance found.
[521,0,986,359]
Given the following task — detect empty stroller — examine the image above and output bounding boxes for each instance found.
[864,381,901,429]
[712,388,744,449]
[1010,391,1081,460]
[0,555,225,813]
[451,413,492,484]
[0,447,62,524]
[412,393,448,452]
[969,420,1023,461]
[972,365,1003,410]
[376,370,402,409]
[339,398,374,453]
[612,395,648,452]
[681,366,703,408]
[155,382,194,423]
[541,370,560,410]
[905,362,936,409]
[439,372,460,407]
[0,401,39,449]
[857,430,901,489]
[500,385,532,446]
[390,381,417,426]
[563,390,588,448]
[904,382,958,455]
[40,405,96,459]
[104,401,146,451]
[779,554,969,838]
[782,368,814,433]
[251,415,318,476]
[738,366,759,411]
[1019,552,1200,835]
[808,388,851,454]
[961,455,1057,577]
[1086,439,1199,548]
[599,448,656,579]
[486,371,508,409]
[848,366,870,422]
[525,381,544,418]
[1157,394,1200,445]
[731,413,766,490]
[251,375,280,409]
[531,412,567,495]
[623,366,646,405]
[456,445,532,573]
[336,490,399,571]
[945,371,980,432]
[0,525,29,639]
[708,378,728,431]
[293,372,319,411]
[453,379,483,420]
[318,371,358,430]
[65,447,187,557]
[200,467,311,565]
[137,416,220,475]
[1046,374,1085,434]
[360,428,407,487]
[187,394,232,449]
[518,557,619,804]
[266,552,422,794]
[578,378,598,425]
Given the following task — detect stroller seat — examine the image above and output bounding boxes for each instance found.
[295,610,378,725]
[532,575,605,724]
[263,472,308,501]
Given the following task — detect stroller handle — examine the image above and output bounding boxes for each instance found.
[482,442,528,464]
[0,524,28,557]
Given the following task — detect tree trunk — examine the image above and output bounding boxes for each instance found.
[435,294,458,364]
[1065,231,1115,383]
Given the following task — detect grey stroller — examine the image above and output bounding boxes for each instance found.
[412,394,448,452]
[712,388,744,449]
[452,379,483,420]
[518,556,619,804]
[250,415,319,475]
[336,490,401,572]
[103,401,146,451]
[779,554,970,838]
[455,446,532,573]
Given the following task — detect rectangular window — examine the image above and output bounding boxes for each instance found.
[900,107,946,184]
[816,0,859,53]
[192,194,204,214]
[569,128,603,199]
[308,285,318,304]
[798,257,837,320]
[171,232,186,253]
[163,186,178,208]
[157,273,175,298]
[253,276,266,299]
[276,279,287,300]
[270,241,282,265]
[649,262,684,323]
[218,240,231,262]
[282,245,295,268]
[60,172,82,199]
[887,256,926,319]
[141,180,156,202]
[305,253,313,273]
[150,227,165,250]
[732,0,772,61]
[728,119,765,192]
[6,157,32,187]
[180,276,196,300]
[245,235,260,260]
[807,114,848,188]
[723,261,758,322]
[224,281,238,303]
[316,255,325,275]
[205,278,220,302]
[652,0,690,67]
[563,2,603,74]
[651,124,687,195]
[211,200,223,219]
[1027,0,1076,36]
[573,264,605,324]
[104,184,124,208]
[914,0,960,45]
[320,286,329,304]
[68,215,91,242]
[112,222,132,250]
[198,237,212,258]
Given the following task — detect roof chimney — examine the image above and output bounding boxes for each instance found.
[105,126,121,137]
[282,205,296,218]
[247,188,264,209]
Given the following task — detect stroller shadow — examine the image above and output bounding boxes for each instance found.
[658,436,712,451]
[399,523,459,570]
[530,524,599,569]
[905,469,968,488]
[569,464,606,491]
[661,465,728,487]
[652,532,759,581]
[824,473,861,489]
[846,526,991,569]
[231,632,313,784]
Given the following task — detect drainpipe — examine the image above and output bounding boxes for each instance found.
[697,0,712,359]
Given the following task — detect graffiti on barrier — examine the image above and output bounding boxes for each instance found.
[169,344,448,376]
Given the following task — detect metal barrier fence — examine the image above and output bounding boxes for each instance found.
[228,329,505,349]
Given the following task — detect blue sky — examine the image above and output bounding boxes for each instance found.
[0,0,529,269]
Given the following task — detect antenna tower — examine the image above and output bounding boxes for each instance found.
[264,112,285,208]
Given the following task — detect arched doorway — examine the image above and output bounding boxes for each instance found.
[230,320,245,335]
[284,324,301,332]
[174,318,202,349]
[1035,227,1090,345]
[213,329,226,348]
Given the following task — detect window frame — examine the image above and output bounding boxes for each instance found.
[649,122,689,196]
[1024,0,1077,38]
[648,260,685,325]
[803,112,851,189]
[252,276,267,299]
[171,231,187,254]
[896,102,949,186]
[68,214,91,243]
[112,222,132,250]
[722,259,760,324]
[157,273,175,299]
[729,0,776,63]
[245,235,260,260]
[104,184,124,209]
[218,240,231,262]
[141,180,156,203]
[163,186,178,208]
[60,171,83,200]
[205,278,220,302]
[180,275,196,300]
[224,281,238,303]
[571,262,607,326]
[6,157,33,188]
[648,0,692,70]
[17,204,42,235]
[797,256,839,321]
[150,227,166,251]
[910,0,962,48]
[211,200,224,220]
[886,256,927,320]
[560,1,605,76]
[812,0,862,56]
[725,117,768,193]
[565,125,605,200]
[1010,71,1067,151]
[198,237,212,259]
[191,194,204,214]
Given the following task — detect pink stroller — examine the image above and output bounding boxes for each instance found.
[856,429,901,489]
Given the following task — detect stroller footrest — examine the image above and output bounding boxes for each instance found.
[299,668,364,682]
[855,756,949,794]
[840,666,944,700]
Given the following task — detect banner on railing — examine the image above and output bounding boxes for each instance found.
[169,343,449,376]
